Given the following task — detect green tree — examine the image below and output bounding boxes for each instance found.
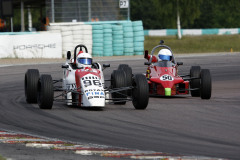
[179,0,202,28]
[131,0,202,29]
[193,0,240,28]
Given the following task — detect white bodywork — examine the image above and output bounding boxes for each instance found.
[62,62,105,107]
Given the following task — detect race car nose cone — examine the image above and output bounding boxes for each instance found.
[165,88,171,96]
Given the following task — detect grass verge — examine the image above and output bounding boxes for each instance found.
[144,35,240,54]
[0,155,6,160]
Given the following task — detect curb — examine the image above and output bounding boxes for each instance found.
[0,130,226,160]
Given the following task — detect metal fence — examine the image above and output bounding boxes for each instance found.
[46,0,129,22]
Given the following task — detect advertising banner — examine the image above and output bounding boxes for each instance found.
[0,35,13,58]
[0,33,62,58]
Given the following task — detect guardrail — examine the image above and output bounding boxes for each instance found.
[144,28,240,36]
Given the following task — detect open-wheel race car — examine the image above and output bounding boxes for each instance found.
[144,40,212,99]
[24,44,149,110]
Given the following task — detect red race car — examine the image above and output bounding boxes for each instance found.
[144,41,211,99]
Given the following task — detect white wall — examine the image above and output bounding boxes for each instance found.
[0,33,62,58]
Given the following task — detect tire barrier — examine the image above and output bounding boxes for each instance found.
[46,20,144,58]
[92,25,103,57]
[61,26,73,56]
[133,21,144,55]
[103,24,113,56]
[122,22,134,56]
[82,25,92,55]
[112,25,124,56]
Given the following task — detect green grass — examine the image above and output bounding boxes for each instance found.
[0,155,6,160]
[144,35,240,54]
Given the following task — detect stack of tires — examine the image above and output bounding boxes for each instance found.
[103,24,113,56]
[72,25,83,48]
[61,26,73,57]
[123,22,134,56]
[82,25,93,55]
[48,25,61,33]
[92,25,104,57]
[112,25,124,56]
[133,21,145,55]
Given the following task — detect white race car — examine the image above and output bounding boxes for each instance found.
[24,44,149,110]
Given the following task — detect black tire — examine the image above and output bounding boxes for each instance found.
[200,69,212,99]
[132,74,149,110]
[118,64,129,70]
[111,70,127,104]
[118,64,132,96]
[38,75,54,109]
[190,66,201,97]
[72,93,79,106]
[25,69,39,103]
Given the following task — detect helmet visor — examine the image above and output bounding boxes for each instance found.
[159,54,171,61]
[77,58,92,65]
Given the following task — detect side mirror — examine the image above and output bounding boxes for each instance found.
[103,64,110,68]
[144,50,148,59]
[177,62,183,65]
[103,64,110,70]
[62,65,69,69]
[67,51,71,60]
[144,62,151,65]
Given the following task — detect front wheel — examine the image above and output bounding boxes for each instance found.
[200,69,212,99]
[38,75,54,109]
[190,66,201,97]
[132,74,149,110]
[25,69,39,103]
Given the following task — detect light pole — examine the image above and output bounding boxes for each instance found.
[88,0,91,21]
[51,0,55,23]
[177,0,182,39]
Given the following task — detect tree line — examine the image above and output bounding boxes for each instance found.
[130,0,240,29]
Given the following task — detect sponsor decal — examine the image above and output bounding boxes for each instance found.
[160,74,174,81]
[13,44,56,50]
[84,89,105,100]
[66,84,77,90]
[82,76,102,87]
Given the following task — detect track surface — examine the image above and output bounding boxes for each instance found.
[0,53,240,159]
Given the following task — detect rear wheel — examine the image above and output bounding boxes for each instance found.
[200,69,212,99]
[118,64,132,96]
[111,70,127,104]
[25,69,39,103]
[38,75,54,109]
[118,64,129,70]
[132,74,149,110]
[190,66,201,97]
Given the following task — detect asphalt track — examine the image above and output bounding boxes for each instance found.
[0,53,240,159]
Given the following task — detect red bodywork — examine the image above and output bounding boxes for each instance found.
[74,67,101,106]
[145,55,189,96]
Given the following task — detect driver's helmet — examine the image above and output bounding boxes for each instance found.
[158,49,172,61]
[76,53,92,68]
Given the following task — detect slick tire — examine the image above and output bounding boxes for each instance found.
[118,64,132,96]
[200,69,212,99]
[38,75,54,109]
[111,70,127,104]
[190,66,201,97]
[25,69,40,103]
[132,74,149,110]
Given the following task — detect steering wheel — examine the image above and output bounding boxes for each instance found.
[74,44,88,63]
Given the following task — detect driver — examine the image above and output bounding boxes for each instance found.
[158,49,172,61]
[76,52,92,68]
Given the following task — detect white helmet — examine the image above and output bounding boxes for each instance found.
[76,53,92,68]
[158,49,172,61]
